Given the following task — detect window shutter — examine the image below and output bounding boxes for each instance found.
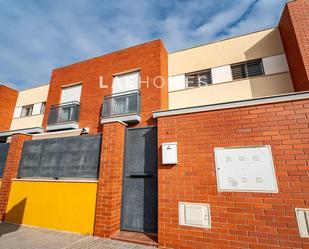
[231,59,264,80]
[61,84,82,104]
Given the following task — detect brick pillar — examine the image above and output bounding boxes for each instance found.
[0,134,32,220]
[94,121,127,237]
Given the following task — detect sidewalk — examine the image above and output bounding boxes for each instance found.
[0,223,156,249]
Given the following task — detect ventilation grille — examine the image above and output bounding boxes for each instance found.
[231,59,264,80]
[295,208,309,238]
[179,202,211,228]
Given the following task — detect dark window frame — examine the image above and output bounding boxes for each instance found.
[21,104,34,117]
[185,69,212,88]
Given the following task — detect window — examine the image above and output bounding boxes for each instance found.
[185,69,212,88]
[21,105,33,117]
[40,102,46,114]
[231,59,264,80]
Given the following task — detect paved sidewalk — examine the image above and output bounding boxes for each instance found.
[0,223,156,249]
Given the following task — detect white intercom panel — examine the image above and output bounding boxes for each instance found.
[214,145,278,193]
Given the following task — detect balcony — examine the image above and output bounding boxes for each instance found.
[101,90,141,124]
[46,102,80,131]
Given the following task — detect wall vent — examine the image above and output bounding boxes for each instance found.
[179,202,211,228]
[295,208,309,238]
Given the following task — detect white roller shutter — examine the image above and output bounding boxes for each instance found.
[60,84,82,103]
[112,71,139,94]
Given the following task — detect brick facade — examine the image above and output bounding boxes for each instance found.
[157,99,309,249]
[0,85,18,131]
[279,0,309,91]
[0,134,32,220]
[42,40,168,134]
[94,121,126,237]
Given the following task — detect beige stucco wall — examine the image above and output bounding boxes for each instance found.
[10,84,49,130]
[15,84,49,106]
[169,73,294,109]
[168,28,285,77]
[10,115,44,130]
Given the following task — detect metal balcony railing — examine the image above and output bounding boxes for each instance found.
[47,102,80,125]
[102,90,141,118]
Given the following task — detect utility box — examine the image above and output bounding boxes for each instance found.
[214,145,278,193]
[295,208,309,238]
[179,202,211,228]
[162,142,177,164]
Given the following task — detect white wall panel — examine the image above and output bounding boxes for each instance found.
[13,107,22,118]
[262,54,289,75]
[168,74,186,92]
[211,65,233,84]
[32,103,42,115]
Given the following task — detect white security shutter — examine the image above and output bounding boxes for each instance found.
[211,65,233,84]
[13,107,22,118]
[32,103,42,115]
[262,54,289,75]
[112,71,139,94]
[168,75,186,92]
[60,84,82,103]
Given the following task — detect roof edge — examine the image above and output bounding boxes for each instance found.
[153,91,309,118]
[168,26,278,55]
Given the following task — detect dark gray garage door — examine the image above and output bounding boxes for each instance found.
[121,126,158,233]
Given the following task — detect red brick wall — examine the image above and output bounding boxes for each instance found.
[0,134,32,220]
[0,85,18,131]
[160,41,169,110]
[43,40,168,133]
[279,0,309,91]
[94,121,126,237]
[157,99,309,249]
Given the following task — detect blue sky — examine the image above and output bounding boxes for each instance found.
[0,0,286,90]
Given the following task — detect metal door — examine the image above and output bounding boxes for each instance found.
[121,126,158,233]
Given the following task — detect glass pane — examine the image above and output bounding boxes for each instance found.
[199,72,212,86]
[21,106,33,117]
[186,75,199,87]
[59,107,72,121]
[40,102,46,114]
[112,96,128,114]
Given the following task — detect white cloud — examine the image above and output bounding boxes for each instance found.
[0,0,286,89]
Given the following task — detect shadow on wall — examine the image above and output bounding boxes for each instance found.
[245,29,294,98]
[245,29,283,59]
[0,198,27,236]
